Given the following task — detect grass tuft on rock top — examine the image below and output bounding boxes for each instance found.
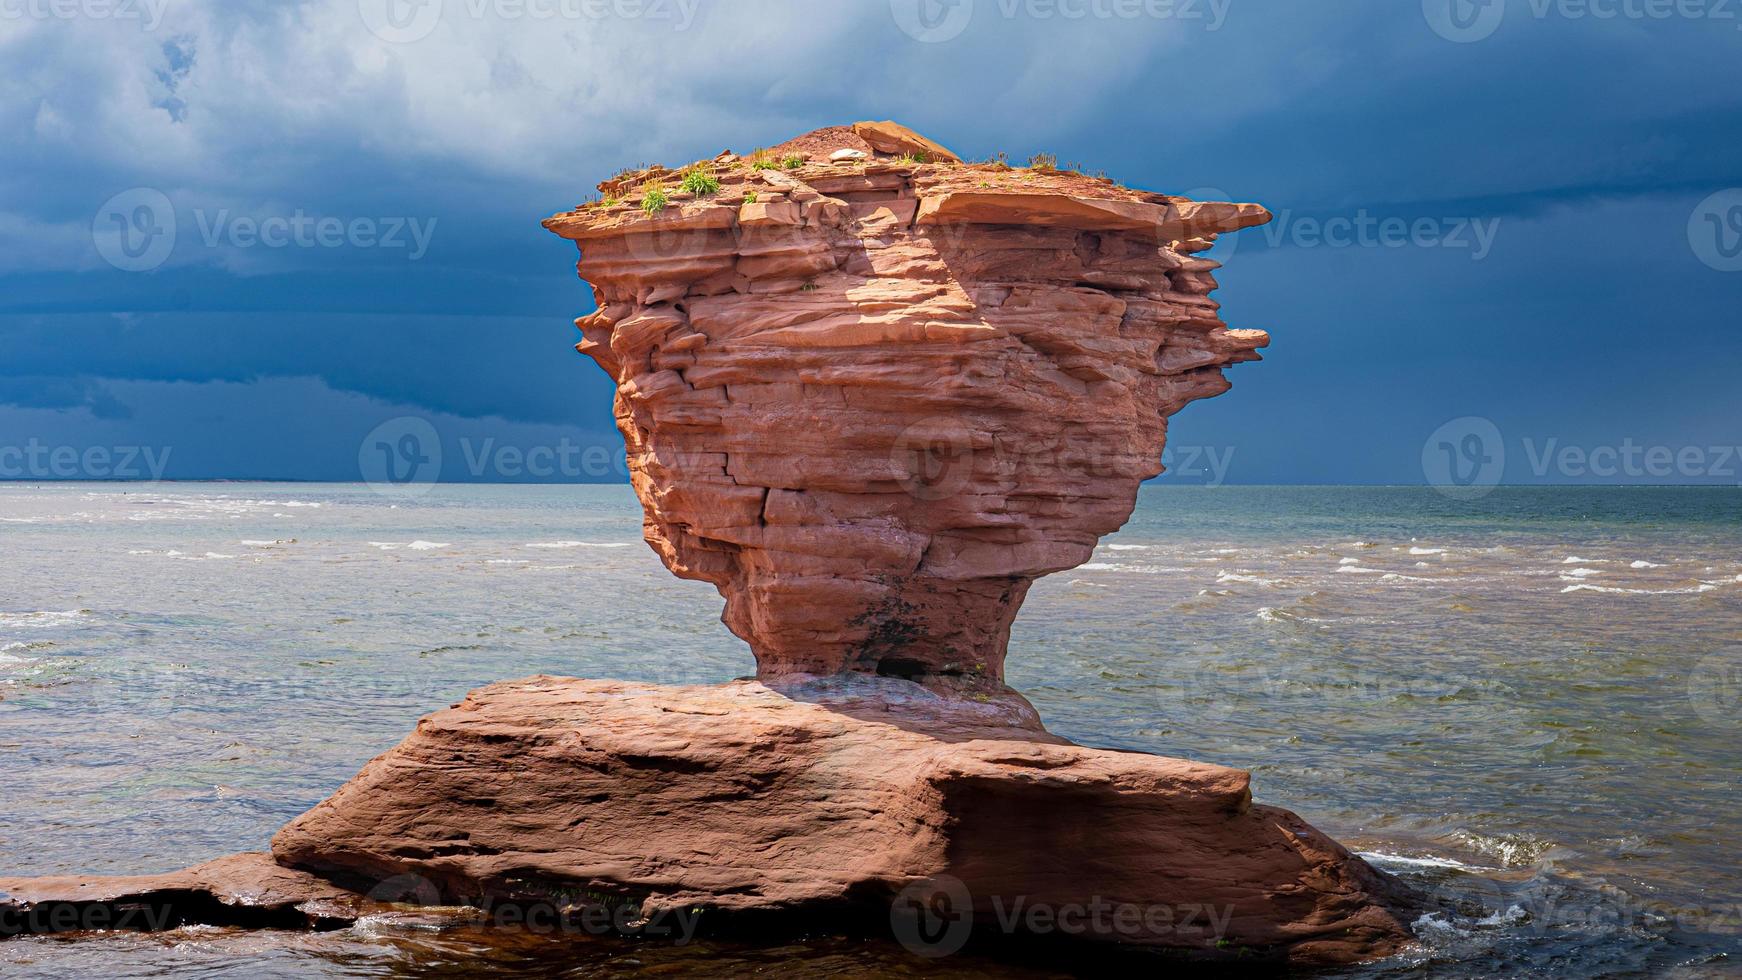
[641,186,669,215]
[681,166,720,197]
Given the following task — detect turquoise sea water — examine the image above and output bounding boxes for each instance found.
[1,484,1738,977]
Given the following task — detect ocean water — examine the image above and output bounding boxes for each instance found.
[0,483,1738,977]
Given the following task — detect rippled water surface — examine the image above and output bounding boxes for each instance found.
[2,484,1738,977]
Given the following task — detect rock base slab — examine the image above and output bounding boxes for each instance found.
[270,675,1415,966]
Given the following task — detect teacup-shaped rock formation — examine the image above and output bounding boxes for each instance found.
[543,122,1271,683]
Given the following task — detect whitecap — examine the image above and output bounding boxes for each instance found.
[1339,557,1362,565]
[241,539,295,546]
[1216,571,1279,586]
[1357,851,1498,873]
[0,610,91,629]
[1559,568,1603,578]
[1475,904,1531,928]
[485,559,531,565]
[1629,560,1664,569]
[1104,544,1150,551]
[406,541,451,551]
[1409,547,1445,556]
[1562,556,1608,564]
[1337,565,1383,575]
[1562,583,1715,595]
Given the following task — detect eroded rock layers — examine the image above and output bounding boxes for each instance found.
[544,123,1271,682]
[270,676,1415,966]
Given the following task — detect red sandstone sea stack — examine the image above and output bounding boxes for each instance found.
[542,121,1272,684]
[1,122,1421,968]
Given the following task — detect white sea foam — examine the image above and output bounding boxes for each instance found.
[1562,556,1608,564]
[1337,565,1382,575]
[1629,560,1664,569]
[1216,571,1280,586]
[406,541,451,551]
[524,541,633,549]
[1357,851,1498,873]
[1562,583,1716,595]
[0,610,90,629]
[1560,568,1603,578]
[485,559,530,565]
[1104,544,1150,551]
[1339,557,1362,565]
[1381,573,1438,583]
[241,539,295,546]
[1409,547,1446,556]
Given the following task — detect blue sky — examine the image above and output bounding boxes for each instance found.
[1,0,1739,485]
